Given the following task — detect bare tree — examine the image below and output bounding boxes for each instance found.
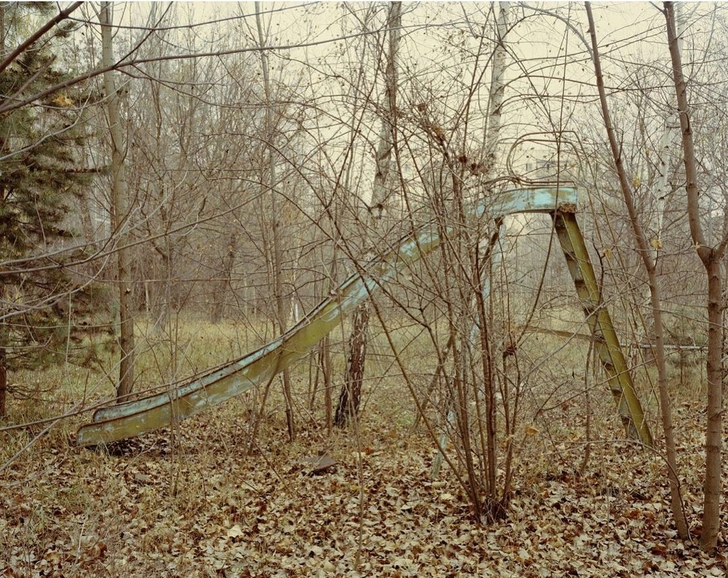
[100,2,136,401]
[335,1,402,428]
[585,0,688,540]
[664,1,726,553]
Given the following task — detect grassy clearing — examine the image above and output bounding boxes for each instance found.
[1,315,726,576]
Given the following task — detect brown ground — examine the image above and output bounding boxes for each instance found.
[1,386,726,577]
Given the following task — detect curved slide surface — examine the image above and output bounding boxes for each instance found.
[77,187,650,447]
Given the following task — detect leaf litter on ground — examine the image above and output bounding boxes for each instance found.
[0,395,727,577]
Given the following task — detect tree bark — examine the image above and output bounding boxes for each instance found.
[585,1,688,540]
[334,304,369,428]
[336,1,401,427]
[211,232,237,323]
[0,347,6,418]
[101,2,135,402]
[482,2,509,179]
[255,1,294,441]
[664,1,724,552]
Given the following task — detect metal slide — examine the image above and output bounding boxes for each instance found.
[76,187,653,447]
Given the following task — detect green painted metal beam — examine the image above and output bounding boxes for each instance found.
[551,207,653,446]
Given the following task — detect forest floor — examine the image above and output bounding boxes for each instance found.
[2,394,727,577]
[1,322,727,577]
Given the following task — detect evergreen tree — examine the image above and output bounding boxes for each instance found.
[0,3,101,416]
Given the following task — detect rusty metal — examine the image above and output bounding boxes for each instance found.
[77,187,652,447]
[552,209,653,446]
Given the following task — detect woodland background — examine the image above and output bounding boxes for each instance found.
[1,2,728,575]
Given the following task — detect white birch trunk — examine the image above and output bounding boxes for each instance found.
[482,2,509,180]
[337,2,402,427]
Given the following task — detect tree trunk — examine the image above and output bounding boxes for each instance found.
[0,347,6,418]
[212,232,237,323]
[703,256,723,550]
[480,2,508,506]
[586,1,688,540]
[482,2,509,179]
[664,1,725,552]
[334,304,369,428]
[101,2,135,402]
[323,337,332,432]
[336,1,401,427]
[255,1,294,441]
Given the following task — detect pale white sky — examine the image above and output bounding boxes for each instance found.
[73,2,721,201]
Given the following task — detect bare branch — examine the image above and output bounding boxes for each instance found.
[0,2,83,75]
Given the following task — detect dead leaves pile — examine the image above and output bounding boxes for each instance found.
[1,406,727,577]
